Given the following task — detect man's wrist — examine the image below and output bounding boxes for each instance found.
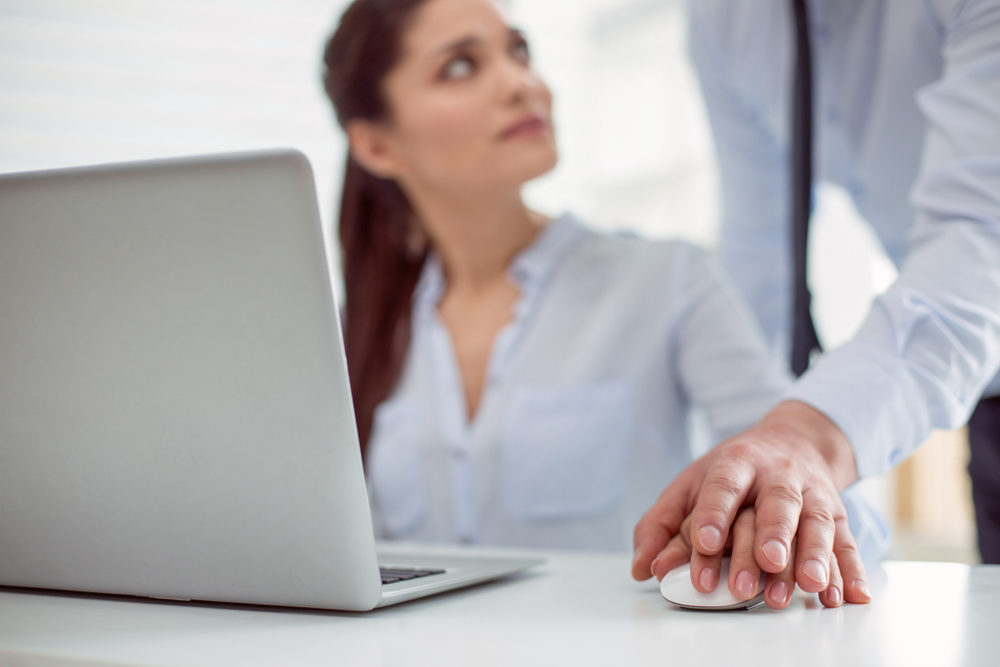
[760,400,860,489]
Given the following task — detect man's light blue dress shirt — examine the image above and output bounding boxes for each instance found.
[366,214,885,559]
[689,0,1000,477]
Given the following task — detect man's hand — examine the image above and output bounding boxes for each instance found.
[652,508,818,608]
[632,400,873,608]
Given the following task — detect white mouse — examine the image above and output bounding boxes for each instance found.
[660,557,766,610]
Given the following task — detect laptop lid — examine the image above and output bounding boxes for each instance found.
[0,150,388,610]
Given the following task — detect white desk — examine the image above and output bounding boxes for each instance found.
[2,552,998,667]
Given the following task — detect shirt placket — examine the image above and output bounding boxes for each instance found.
[419,215,578,544]
[428,314,479,544]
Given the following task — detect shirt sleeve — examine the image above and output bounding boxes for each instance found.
[671,244,793,442]
[787,0,1000,477]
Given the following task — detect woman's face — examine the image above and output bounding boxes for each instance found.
[362,0,557,195]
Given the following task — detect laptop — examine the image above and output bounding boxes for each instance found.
[0,149,542,611]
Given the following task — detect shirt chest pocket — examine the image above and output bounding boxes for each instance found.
[367,400,427,537]
[499,380,634,521]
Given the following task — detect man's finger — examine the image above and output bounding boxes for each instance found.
[752,474,804,574]
[792,487,839,594]
[832,515,872,604]
[687,450,756,556]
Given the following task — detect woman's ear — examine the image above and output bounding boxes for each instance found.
[346,120,400,179]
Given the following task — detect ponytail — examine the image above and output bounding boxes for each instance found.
[339,156,426,457]
[323,0,430,457]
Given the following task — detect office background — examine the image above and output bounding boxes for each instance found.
[0,0,976,562]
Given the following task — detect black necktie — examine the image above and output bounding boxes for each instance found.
[790,0,821,376]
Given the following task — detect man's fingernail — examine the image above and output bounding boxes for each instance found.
[802,559,828,585]
[762,540,788,567]
[699,567,716,591]
[735,570,756,599]
[852,578,872,600]
[698,525,723,551]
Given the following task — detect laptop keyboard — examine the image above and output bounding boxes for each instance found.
[379,566,446,585]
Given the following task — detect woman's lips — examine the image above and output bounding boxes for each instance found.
[500,115,548,140]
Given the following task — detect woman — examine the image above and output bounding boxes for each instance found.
[322,0,883,607]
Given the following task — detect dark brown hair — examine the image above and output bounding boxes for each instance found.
[322,0,430,457]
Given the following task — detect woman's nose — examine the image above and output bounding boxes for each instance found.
[499,61,541,103]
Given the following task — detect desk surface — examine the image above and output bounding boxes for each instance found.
[2,551,998,667]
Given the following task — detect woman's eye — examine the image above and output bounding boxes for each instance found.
[442,55,475,80]
[511,40,530,63]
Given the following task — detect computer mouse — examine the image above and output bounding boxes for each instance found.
[660,557,766,610]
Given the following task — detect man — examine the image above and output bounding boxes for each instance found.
[632,0,1000,609]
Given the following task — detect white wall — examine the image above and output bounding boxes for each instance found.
[0,0,345,245]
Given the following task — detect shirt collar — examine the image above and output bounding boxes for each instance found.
[413,211,585,315]
[509,212,586,291]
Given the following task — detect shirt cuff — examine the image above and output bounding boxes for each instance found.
[782,338,933,480]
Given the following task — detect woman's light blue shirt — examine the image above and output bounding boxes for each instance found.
[366,214,886,558]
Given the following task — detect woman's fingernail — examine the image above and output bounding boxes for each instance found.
[802,559,828,585]
[698,525,723,551]
[632,541,647,564]
[762,540,788,568]
[829,586,842,606]
[770,580,789,605]
[736,570,756,599]
[852,578,872,600]
[699,567,716,591]
[649,556,662,577]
